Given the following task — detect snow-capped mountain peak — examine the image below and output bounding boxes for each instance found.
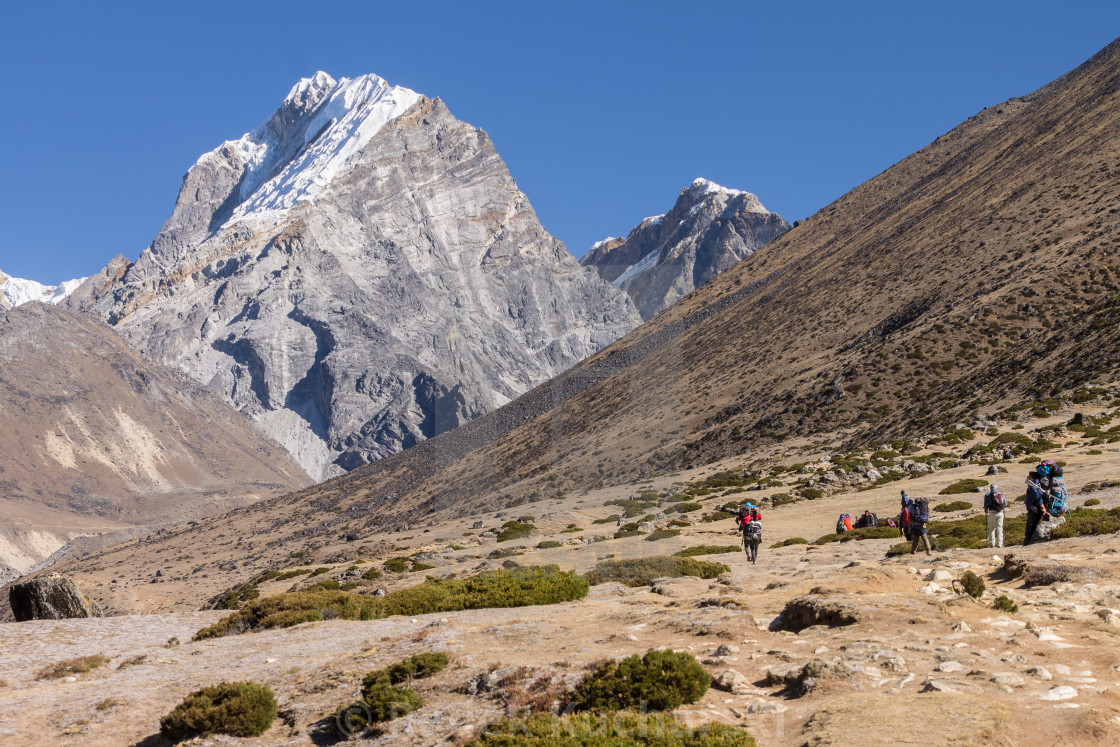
[225,72,423,223]
[0,269,86,310]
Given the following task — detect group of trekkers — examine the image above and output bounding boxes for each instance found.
[732,458,1072,562]
[899,458,1070,555]
[834,510,881,534]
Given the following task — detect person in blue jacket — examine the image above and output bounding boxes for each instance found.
[1023,474,1052,546]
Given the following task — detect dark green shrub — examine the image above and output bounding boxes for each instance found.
[992,595,1019,614]
[537,540,563,549]
[1084,498,1101,507]
[667,519,692,528]
[385,652,448,684]
[613,529,643,539]
[194,566,587,639]
[309,567,331,577]
[800,488,824,500]
[567,650,708,712]
[605,499,657,518]
[593,514,621,524]
[384,558,410,573]
[645,529,681,541]
[464,712,754,746]
[361,567,382,581]
[160,682,277,740]
[934,500,973,512]
[497,520,535,542]
[957,571,985,598]
[1050,507,1120,539]
[770,493,795,507]
[361,673,424,722]
[309,579,341,591]
[584,557,729,587]
[770,537,810,548]
[673,545,740,557]
[814,526,899,544]
[665,502,703,514]
[411,562,435,572]
[939,479,988,495]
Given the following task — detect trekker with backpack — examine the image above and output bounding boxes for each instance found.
[856,510,878,529]
[1024,476,1052,546]
[984,484,1006,549]
[899,493,914,542]
[909,497,933,555]
[742,506,762,564]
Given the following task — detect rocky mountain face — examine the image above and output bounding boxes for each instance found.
[70,73,641,480]
[0,302,309,581]
[580,179,790,320]
[55,32,1120,586]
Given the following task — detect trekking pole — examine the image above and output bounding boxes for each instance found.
[931,534,942,552]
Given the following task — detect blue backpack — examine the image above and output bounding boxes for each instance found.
[1048,485,1069,515]
[913,498,930,523]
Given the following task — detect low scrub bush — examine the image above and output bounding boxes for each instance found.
[645,529,681,541]
[593,514,621,524]
[1050,507,1120,539]
[584,556,729,587]
[957,571,985,598]
[194,565,587,639]
[667,519,691,528]
[613,529,643,539]
[939,479,988,495]
[359,677,424,724]
[463,712,754,746]
[1084,498,1101,506]
[770,493,795,507]
[934,500,973,512]
[673,545,740,557]
[992,595,1019,613]
[385,652,448,684]
[605,499,657,518]
[815,526,898,544]
[497,520,535,542]
[770,537,809,548]
[566,650,708,712]
[37,654,110,680]
[383,558,410,573]
[537,540,563,549]
[665,502,703,514]
[800,488,824,500]
[361,567,382,581]
[160,682,277,740]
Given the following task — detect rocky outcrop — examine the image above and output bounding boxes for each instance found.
[581,179,790,320]
[771,594,862,632]
[9,575,103,621]
[72,74,640,480]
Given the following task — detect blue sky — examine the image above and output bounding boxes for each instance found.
[3,1,1120,283]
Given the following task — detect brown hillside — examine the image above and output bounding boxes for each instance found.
[44,36,1120,610]
[0,303,309,580]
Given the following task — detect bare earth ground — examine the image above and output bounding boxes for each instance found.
[2,526,1119,744]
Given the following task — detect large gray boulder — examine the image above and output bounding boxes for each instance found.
[9,576,103,621]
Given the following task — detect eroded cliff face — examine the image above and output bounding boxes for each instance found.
[72,74,640,480]
[581,179,791,320]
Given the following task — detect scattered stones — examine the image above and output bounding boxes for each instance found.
[1027,666,1053,680]
[936,661,966,673]
[712,644,739,657]
[953,621,972,633]
[926,570,953,582]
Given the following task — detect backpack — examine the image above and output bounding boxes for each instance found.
[836,517,847,533]
[887,517,897,528]
[745,520,762,538]
[913,498,930,523]
[1048,485,1069,515]
[868,512,878,528]
[736,505,749,528]
[986,488,1005,511]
